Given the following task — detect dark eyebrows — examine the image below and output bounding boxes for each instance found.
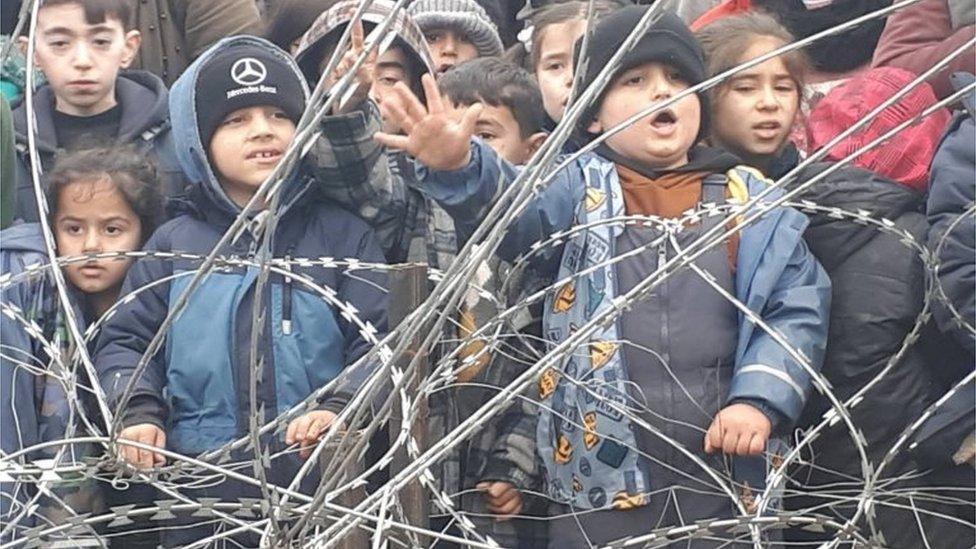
[42,24,116,36]
[376,61,405,70]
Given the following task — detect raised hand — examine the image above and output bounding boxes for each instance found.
[117,423,167,469]
[323,20,376,114]
[374,73,482,172]
[704,403,771,456]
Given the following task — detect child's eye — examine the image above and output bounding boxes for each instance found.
[62,224,83,236]
[222,115,245,126]
[476,132,496,141]
[93,38,112,47]
[49,40,69,49]
[544,62,564,72]
[734,86,756,93]
[425,32,443,43]
[271,110,290,119]
[105,226,122,235]
[625,75,644,86]
[378,76,400,87]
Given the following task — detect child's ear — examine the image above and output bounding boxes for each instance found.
[586,118,602,134]
[119,30,142,69]
[17,36,33,64]
[527,132,548,156]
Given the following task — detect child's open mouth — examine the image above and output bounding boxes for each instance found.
[649,109,677,134]
[752,121,782,140]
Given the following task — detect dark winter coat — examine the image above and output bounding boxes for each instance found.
[10,70,186,223]
[927,109,975,354]
[784,162,964,547]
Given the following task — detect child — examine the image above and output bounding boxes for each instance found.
[294,0,434,128]
[92,36,389,547]
[1,145,162,543]
[507,0,618,127]
[438,57,547,165]
[13,0,183,223]
[376,8,831,546]
[308,49,551,547]
[698,13,958,547]
[408,0,503,74]
[696,11,805,179]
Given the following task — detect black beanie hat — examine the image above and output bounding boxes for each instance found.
[195,44,308,148]
[573,7,710,141]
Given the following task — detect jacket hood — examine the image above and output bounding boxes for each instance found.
[12,70,170,152]
[0,222,49,255]
[787,162,924,270]
[294,0,435,87]
[169,35,311,221]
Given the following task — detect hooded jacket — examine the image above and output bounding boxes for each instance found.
[294,0,435,89]
[10,70,185,223]
[0,223,89,537]
[93,37,389,456]
[420,140,831,508]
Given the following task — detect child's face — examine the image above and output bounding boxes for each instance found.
[711,38,799,163]
[447,97,543,165]
[368,46,417,133]
[208,106,297,207]
[25,3,140,116]
[588,62,701,169]
[535,19,585,123]
[424,28,478,73]
[54,178,142,298]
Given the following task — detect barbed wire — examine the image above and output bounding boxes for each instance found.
[2,0,974,547]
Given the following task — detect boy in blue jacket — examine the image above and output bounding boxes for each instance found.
[376,7,830,546]
[93,36,389,546]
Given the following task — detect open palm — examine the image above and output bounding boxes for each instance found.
[374,73,482,171]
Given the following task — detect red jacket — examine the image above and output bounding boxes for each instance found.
[872,0,976,99]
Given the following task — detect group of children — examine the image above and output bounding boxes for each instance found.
[1,0,973,547]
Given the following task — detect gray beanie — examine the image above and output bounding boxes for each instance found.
[408,0,504,58]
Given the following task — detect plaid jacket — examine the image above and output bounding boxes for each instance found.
[308,102,544,544]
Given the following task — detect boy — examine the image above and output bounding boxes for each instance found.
[438,57,547,165]
[93,36,389,547]
[376,7,831,546]
[306,42,550,547]
[408,0,503,73]
[13,0,183,223]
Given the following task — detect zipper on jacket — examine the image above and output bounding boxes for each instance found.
[282,249,294,335]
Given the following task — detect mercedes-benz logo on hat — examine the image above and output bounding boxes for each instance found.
[231,58,267,86]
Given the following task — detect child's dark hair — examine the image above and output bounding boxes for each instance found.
[40,0,134,30]
[47,146,162,243]
[696,11,808,100]
[265,0,341,51]
[504,0,620,71]
[439,57,545,137]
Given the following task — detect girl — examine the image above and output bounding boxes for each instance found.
[696,11,807,179]
[506,0,619,127]
[698,13,962,547]
[0,145,161,543]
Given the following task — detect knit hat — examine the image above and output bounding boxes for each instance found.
[408,0,504,58]
[195,43,308,148]
[574,7,710,140]
[806,67,952,192]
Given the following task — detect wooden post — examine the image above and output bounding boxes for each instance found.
[387,265,430,546]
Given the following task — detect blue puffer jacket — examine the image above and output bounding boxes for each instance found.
[421,141,831,506]
[93,36,389,455]
[0,223,87,536]
[927,108,975,355]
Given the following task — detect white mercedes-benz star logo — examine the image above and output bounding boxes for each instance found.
[231,58,267,86]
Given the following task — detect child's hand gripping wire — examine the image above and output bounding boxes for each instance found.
[476,480,524,522]
[374,73,483,171]
[704,402,772,456]
[117,423,167,469]
[286,410,342,460]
